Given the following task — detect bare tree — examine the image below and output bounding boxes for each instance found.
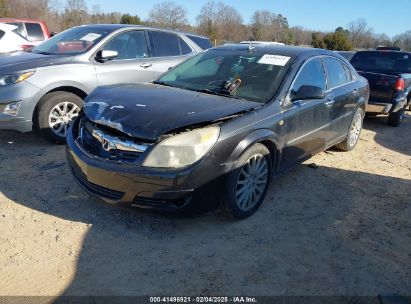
[197,1,243,44]
[148,1,187,29]
[393,31,411,50]
[290,26,313,46]
[250,10,290,43]
[61,0,89,29]
[347,18,374,49]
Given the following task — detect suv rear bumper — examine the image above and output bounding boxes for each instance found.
[366,102,392,113]
[366,96,407,113]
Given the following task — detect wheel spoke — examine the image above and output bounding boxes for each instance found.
[49,120,61,128]
[235,153,269,212]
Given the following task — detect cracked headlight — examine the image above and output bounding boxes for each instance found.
[0,71,35,86]
[142,126,220,168]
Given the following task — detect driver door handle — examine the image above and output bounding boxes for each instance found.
[140,63,152,68]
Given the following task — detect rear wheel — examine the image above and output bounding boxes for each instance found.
[34,92,83,144]
[335,107,364,152]
[220,143,272,220]
[388,106,405,127]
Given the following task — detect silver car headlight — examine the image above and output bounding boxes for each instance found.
[0,71,34,86]
[142,126,220,168]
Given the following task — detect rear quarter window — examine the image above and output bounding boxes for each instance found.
[186,35,212,50]
[178,37,192,55]
[25,22,45,41]
[0,30,5,40]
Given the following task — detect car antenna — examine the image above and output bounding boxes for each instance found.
[248,41,255,52]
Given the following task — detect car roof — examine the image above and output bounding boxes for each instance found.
[213,44,337,59]
[0,18,46,24]
[70,24,209,39]
[355,50,411,55]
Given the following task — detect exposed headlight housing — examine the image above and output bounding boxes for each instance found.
[142,126,220,168]
[1,101,21,116]
[0,71,35,86]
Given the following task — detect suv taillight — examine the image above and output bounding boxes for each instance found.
[20,45,34,51]
[395,78,405,91]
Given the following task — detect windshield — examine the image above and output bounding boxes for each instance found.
[32,26,112,55]
[351,51,411,73]
[155,49,292,103]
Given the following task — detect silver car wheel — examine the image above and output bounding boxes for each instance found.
[235,154,269,211]
[48,102,80,137]
[349,112,362,147]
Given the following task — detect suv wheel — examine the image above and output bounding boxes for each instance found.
[220,143,272,220]
[34,92,83,144]
[335,107,364,151]
[388,106,405,127]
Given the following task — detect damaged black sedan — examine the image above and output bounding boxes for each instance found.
[66,44,369,219]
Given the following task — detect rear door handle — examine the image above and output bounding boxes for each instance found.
[353,89,359,95]
[325,99,335,107]
[140,63,152,68]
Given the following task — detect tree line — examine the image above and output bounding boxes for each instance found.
[1,0,411,50]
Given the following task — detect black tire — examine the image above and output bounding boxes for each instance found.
[34,92,83,144]
[388,106,405,127]
[220,143,272,220]
[335,107,364,152]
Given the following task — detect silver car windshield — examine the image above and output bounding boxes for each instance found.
[32,27,111,55]
[155,49,292,103]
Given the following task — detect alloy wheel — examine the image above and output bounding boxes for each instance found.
[349,112,362,147]
[48,101,80,137]
[235,154,269,211]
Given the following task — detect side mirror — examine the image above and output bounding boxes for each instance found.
[96,50,118,62]
[291,85,325,101]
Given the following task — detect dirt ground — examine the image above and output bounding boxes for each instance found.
[0,113,410,299]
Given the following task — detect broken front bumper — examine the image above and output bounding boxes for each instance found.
[65,124,229,214]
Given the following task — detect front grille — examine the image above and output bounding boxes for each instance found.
[76,117,149,163]
[71,165,125,200]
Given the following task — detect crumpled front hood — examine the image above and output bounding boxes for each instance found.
[83,83,261,141]
[0,52,73,73]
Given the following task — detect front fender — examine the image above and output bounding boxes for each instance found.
[226,128,281,171]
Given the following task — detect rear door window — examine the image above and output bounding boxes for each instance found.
[148,31,181,57]
[25,23,45,41]
[323,57,348,89]
[291,58,327,96]
[343,64,353,82]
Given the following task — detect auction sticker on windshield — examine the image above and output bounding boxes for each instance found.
[258,54,290,66]
[80,33,102,42]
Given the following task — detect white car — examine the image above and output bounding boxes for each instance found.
[240,41,285,46]
[0,23,30,53]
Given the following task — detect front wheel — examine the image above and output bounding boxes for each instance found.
[220,143,272,220]
[335,107,364,152]
[34,92,83,144]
